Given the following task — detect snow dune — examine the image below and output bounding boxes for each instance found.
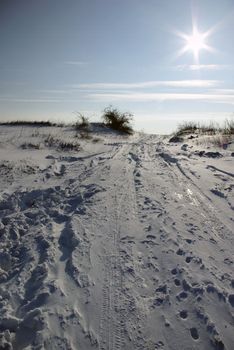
[0,125,233,349]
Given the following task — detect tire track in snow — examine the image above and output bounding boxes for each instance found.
[98,146,124,350]
[99,256,111,350]
[99,255,125,350]
[98,141,138,350]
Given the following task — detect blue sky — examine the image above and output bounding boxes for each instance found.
[0,0,234,133]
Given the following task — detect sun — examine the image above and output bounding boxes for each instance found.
[175,24,214,63]
[183,27,208,60]
[185,29,207,58]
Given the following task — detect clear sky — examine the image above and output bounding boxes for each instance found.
[1,0,234,133]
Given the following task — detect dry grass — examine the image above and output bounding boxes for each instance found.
[44,135,80,151]
[20,142,41,150]
[0,120,64,127]
[73,113,90,131]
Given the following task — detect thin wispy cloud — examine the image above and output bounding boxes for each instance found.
[87,92,234,104]
[76,80,219,90]
[189,65,223,71]
[175,64,232,71]
[38,89,72,95]
[213,89,234,94]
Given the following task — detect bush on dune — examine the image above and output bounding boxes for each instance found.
[171,117,234,147]
[175,118,234,137]
[102,106,134,135]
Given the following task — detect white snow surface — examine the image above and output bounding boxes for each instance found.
[0,125,233,350]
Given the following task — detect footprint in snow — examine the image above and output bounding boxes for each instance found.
[228,294,234,307]
[146,234,156,240]
[171,268,178,275]
[185,256,193,263]
[174,278,181,286]
[210,189,226,198]
[176,248,185,256]
[190,327,199,340]
[179,310,188,319]
[176,291,188,301]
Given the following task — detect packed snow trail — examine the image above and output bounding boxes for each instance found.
[0,126,233,350]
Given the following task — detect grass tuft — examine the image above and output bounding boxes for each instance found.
[223,117,234,135]
[73,113,90,131]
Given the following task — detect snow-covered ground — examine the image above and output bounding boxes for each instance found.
[0,125,233,350]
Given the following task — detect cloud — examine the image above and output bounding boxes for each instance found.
[87,92,234,104]
[189,65,223,71]
[213,89,234,94]
[175,64,232,71]
[38,89,72,95]
[76,80,219,89]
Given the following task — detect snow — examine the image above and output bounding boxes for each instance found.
[0,125,233,350]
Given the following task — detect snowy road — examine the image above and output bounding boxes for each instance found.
[0,127,233,349]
